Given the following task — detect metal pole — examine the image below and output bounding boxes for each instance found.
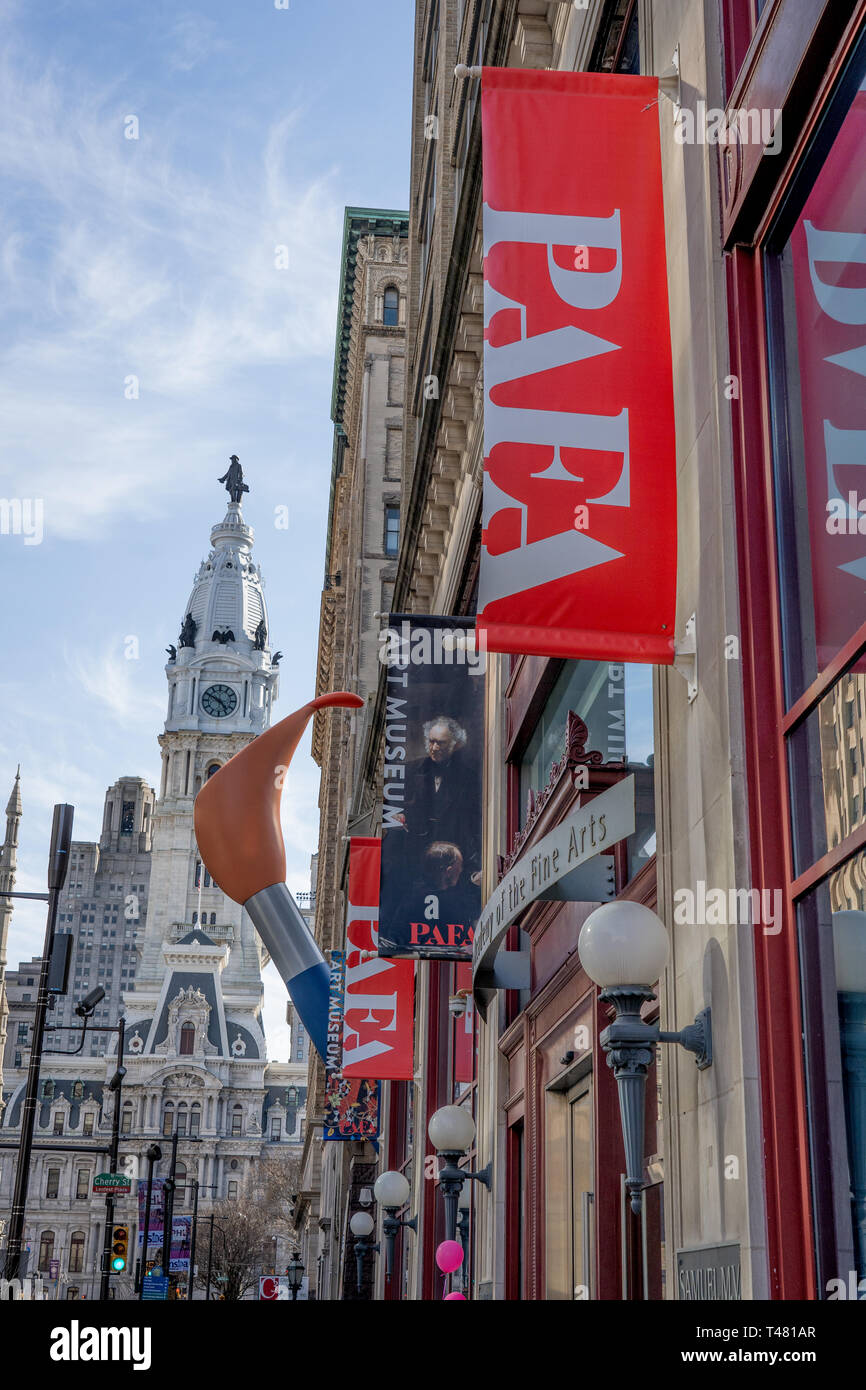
[161,1130,179,1289]
[137,1145,160,1301]
[99,1017,125,1301]
[187,1179,200,1301]
[205,1212,215,1301]
[3,805,73,1281]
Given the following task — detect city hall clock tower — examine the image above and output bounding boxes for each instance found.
[133,469,280,992]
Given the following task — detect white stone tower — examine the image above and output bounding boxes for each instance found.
[0,768,22,1110]
[134,479,280,997]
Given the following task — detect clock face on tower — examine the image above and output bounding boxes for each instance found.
[201,684,238,718]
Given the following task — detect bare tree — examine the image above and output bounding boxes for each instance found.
[257,1150,302,1238]
[193,1154,303,1300]
[195,1199,270,1302]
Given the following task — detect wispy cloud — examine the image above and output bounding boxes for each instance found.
[64,642,167,725]
[0,42,342,539]
[166,14,231,73]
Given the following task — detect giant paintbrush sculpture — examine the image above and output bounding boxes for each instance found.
[194,692,363,1060]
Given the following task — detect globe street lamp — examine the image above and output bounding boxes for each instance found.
[578,900,712,1214]
[428,1106,491,1243]
[373,1170,417,1278]
[349,1210,378,1293]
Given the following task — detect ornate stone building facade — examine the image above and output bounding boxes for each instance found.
[296,208,408,1300]
[0,478,307,1298]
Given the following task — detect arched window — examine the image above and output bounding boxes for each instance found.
[191,912,198,926]
[71,1080,84,1101]
[120,1103,133,1136]
[210,912,216,925]
[231,1105,243,1137]
[206,763,221,780]
[383,286,399,326]
[69,1231,86,1274]
[194,861,212,890]
[176,1103,188,1136]
[162,1102,174,1137]
[38,1230,55,1272]
[190,1103,201,1138]
[174,1162,187,1208]
[41,1079,55,1101]
[180,1023,195,1056]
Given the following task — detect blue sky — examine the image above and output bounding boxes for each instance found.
[0,0,413,1059]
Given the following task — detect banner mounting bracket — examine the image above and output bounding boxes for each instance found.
[673,612,698,703]
[657,45,681,110]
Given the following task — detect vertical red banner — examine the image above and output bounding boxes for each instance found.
[453,961,475,1084]
[478,69,677,663]
[343,837,415,1080]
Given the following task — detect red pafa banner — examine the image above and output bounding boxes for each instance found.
[342,838,415,1080]
[478,69,677,664]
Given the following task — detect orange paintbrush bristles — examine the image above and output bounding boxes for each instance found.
[194,691,363,904]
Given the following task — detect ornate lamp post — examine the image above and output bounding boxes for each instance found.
[428,1106,491,1243]
[373,1170,417,1279]
[286,1250,304,1301]
[578,900,712,1214]
[456,1181,471,1290]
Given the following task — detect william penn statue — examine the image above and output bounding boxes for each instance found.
[219,455,249,505]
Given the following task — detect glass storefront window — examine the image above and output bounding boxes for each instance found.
[797,856,866,1284]
[766,42,866,1287]
[788,667,866,875]
[518,658,655,883]
[767,63,866,700]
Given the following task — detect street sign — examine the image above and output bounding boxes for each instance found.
[473,774,636,993]
[93,1172,132,1194]
[142,1275,169,1301]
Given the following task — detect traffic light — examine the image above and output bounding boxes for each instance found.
[110,1225,129,1273]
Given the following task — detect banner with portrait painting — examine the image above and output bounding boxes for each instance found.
[378,615,484,961]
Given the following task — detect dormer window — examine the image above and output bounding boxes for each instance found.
[180,1023,195,1056]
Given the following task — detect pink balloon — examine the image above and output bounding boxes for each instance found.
[436,1240,464,1273]
[444,1292,467,1300]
